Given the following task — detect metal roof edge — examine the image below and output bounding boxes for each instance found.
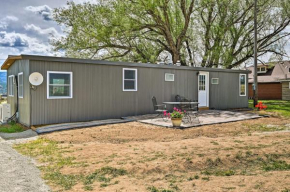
[1,55,22,70]
[3,54,251,73]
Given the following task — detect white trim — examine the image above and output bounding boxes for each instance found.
[211,78,219,84]
[239,74,247,96]
[123,68,137,91]
[257,67,267,73]
[165,73,175,81]
[47,71,73,99]
[18,72,24,98]
[8,75,14,97]
[198,71,209,107]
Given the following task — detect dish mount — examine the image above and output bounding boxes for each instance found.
[29,72,43,90]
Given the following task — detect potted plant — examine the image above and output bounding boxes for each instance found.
[164,107,185,127]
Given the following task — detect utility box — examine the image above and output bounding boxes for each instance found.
[0,103,11,123]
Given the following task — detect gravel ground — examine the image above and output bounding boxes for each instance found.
[0,137,50,192]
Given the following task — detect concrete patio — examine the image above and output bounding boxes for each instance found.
[33,110,262,134]
[138,110,262,128]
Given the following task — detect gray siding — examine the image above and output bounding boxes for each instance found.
[30,61,198,125]
[209,72,248,109]
[29,60,248,125]
[7,60,30,126]
[282,82,290,100]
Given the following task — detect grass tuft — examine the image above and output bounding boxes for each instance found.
[0,121,25,133]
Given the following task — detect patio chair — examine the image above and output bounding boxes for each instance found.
[184,98,200,124]
[175,95,182,109]
[175,95,200,124]
[152,96,167,119]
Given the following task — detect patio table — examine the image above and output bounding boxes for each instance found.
[163,102,199,105]
[163,101,199,123]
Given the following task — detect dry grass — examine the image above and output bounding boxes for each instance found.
[15,117,290,192]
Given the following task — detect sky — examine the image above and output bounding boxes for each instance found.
[0,0,99,71]
[0,0,289,72]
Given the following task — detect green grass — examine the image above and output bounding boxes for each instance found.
[147,186,174,192]
[0,121,26,133]
[249,100,290,117]
[14,138,127,191]
[202,169,235,176]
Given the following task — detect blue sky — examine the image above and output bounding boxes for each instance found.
[0,0,98,71]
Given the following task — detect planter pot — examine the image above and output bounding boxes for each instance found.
[171,118,182,127]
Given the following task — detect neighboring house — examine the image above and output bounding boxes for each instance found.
[247,61,290,100]
[1,55,250,127]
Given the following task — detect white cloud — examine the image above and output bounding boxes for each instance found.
[69,0,100,4]
[25,5,53,21]
[0,16,19,29]
[0,31,52,53]
[0,31,29,47]
[24,24,61,38]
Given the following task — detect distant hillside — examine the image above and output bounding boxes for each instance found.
[0,72,7,94]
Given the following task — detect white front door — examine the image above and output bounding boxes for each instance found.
[198,72,209,107]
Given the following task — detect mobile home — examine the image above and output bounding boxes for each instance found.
[1,55,249,127]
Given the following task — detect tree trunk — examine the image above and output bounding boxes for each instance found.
[172,50,180,64]
[186,40,194,66]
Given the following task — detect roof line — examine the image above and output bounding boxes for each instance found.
[1,55,22,70]
[1,54,250,73]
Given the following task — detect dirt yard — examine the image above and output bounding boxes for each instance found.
[15,117,290,192]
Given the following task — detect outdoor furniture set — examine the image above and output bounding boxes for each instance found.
[152,95,200,126]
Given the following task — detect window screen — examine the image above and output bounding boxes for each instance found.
[211,78,219,84]
[123,69,137,91]
[48,72,73,98]
[239,74,246,96]
[165,73,174,81]
[8,75,14,96]
[18,73,23,98]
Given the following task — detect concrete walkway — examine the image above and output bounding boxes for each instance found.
[139,110,262,128]
[36,119,134,134]
[0,129,38,140]
[0,137,50,192]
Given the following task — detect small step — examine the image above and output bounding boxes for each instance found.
[199,107,210,111]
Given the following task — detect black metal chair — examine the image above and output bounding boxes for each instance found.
[175,95,199,124]
[152,96,167,119]
[183,98,199,124]
[175,95,182,109]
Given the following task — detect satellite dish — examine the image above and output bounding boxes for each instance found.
[29,72,43,86]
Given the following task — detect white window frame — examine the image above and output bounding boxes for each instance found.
[47,71,73,99]
[239,74,247,96]
[211,78,219,85]
[257,67,267,73]
[18,72,23,98]
[8,75,14,97]
[165,73,175,82]
[123,68,137,91]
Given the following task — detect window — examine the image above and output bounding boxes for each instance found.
[289,82,290,89]
[257,67,267,73]
[18,72,23,98]
[123,68,137,91]
[211,78,219,84]
[8,75,14,97]
[165,73,174,81]
[239,74,246,96]
[47,71,73,99]
[199,75,206,91]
